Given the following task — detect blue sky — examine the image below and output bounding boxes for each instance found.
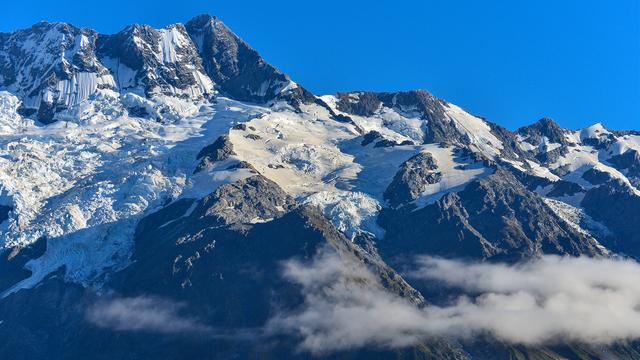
[1,0,638,130]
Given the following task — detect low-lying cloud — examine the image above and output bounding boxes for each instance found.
[86,295,211,334]
[268,251,640,354]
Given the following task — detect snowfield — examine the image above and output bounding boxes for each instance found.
[0,88,506,293]
[0,90,264,295]
[0,81,637,296]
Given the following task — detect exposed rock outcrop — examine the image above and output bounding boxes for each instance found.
[379,169,605,261]
[384,152,442,207]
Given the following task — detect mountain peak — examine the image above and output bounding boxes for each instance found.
[536,116,560,127]
[186,14,220,28]
[18,20,79,34]
[184,14,306,104]
[335,89,440,117]
[517,116,569,145]
[0,15,315,123]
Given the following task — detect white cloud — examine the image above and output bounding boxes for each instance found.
[268,251,640,354]
[86,295,211,334]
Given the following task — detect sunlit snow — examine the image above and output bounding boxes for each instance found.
[0,90,263,295]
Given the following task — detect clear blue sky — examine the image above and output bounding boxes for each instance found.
[1,1,638,130]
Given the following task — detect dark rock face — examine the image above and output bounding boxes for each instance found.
[384,152,442,207]
[0,276,88,360]
[191,175,296,229]
[337,90,470,144]
[360,130,382,146]
[336,92,383,116]
[608,149,640,188]
[0,237,46,292]
[96,23,212,98]
[518,117,571,146]
[486,122,532,161]
[399,91,464,145]
[335,90,540,161]
[185,15,314,107]
[0,205,11,224]
[131,204,427,305]
[360,131,413,148]
[244,133,261,140]
[378,169,604,261]
[535,145,567,164]
[582,168,614,186]
[331,113,353,123]
[582,133,617,149]
[105,174,455,359]
[510,167,554,191]
[516,118,572,165]
[609,149,640,171]
[194,135,235,173]
[547,180,584,197]
[373,139,414,147]
[582,181,640,257]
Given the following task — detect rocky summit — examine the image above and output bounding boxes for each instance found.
[0,14,639,360]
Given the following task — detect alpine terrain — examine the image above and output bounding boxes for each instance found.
[1,14,640,359]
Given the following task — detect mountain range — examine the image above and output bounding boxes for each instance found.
[1,14,639,359]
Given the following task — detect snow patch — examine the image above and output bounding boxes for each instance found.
[0,96,265,294]
[304,191,384,240]
[412,146,494,208]
[444,103,504,158]
[580,123,611,140]
[543,197,610,253]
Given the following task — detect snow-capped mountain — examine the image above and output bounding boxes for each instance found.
[1,14,639,360]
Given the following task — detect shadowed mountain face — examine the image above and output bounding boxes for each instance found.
[184,14,301,104]
[0,13,639,360]
[379,168,605,261]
